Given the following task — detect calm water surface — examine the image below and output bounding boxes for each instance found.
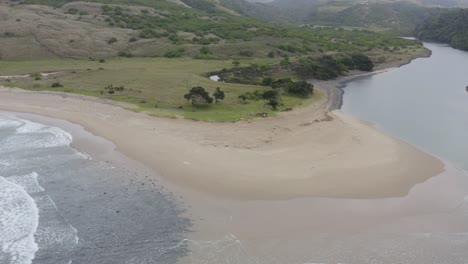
[343,42,468,171]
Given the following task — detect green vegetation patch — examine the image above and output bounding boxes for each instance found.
[0,57,321,121]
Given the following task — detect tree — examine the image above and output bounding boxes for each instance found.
[271,78,293,90]
[351,54,374,71]
[288,81,314,98]
[200,46,212,55]
[262,89,280,110]
[238,94,247,104]
[213,87,225,103]
[184,86,213,107]
[261,77,274,86]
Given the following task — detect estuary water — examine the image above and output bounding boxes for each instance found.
[342,42,468,172]
[0,113,189,264]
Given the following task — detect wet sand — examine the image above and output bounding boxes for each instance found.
[11,112,468,263]
[0,112,190,264]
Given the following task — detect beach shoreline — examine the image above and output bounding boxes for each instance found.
[0,52,444,200]
[314,50,432,111]
[5,44,468,264]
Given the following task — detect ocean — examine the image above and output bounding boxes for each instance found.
[0,113,190,264]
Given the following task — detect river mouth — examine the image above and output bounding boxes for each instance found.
[2,42,468,264]
[342,42,468,172]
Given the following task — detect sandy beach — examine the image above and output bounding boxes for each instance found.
[4,58,468,263]
[0,72,443,200]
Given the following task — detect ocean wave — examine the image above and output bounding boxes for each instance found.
[0,176,39,264]
[0,117,72,153]
[6,172,45,194]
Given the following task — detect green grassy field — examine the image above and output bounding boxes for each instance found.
[0,57,322,121]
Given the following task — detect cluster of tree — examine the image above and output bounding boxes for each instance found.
[213,54,372,87]
[181,0,218,13]
[209,64,271,85]
[415,9,468,51]
[184,86,225,107]
[236,78,314,110]
[103,84,125,94]
[93,2,421,59]
[264,0,447,35]
[20,0,425,63]
[262,77,314,98]
[294,54,373,80]
[164,48,185,58]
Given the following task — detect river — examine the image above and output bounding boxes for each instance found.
[342,42,468,172]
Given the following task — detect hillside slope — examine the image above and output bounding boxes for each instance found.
[260,0,450,33]
[415,8,468,51]
[0,0,424,60]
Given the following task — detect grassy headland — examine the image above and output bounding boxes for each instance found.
[0,0,429,121]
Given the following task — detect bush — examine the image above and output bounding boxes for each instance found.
[30,72,41,80]
[66,8,79,15]
[261,77,274,86]
[118,51,133,57]
[271,78,293,89]
[107,38,118,44]
[199,46,212,55]
[164,48,185,58]
[3,32,15,37]
[288,81,314,98]
[351,54,374,71]
[239,50,254,57]
[51,82,64,88]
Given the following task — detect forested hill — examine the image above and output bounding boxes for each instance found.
[256,0,446,34]
[415,9,468,51]
[305,2,444,34]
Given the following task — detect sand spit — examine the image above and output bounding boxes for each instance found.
[0,85,443,200]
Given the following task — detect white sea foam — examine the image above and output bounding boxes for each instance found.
[6,173,45,194]
[0,116,83,264]
[0,176,39,264]
[75,151,92,160]
[0,118,72,152]
[34,195,79,247]
[0,119,23,130]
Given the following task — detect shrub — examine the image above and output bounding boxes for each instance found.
[4,32,15,37]
[107,38,118,44]
[30,72,41,80]
[239,50,254,57]
[199,46,212,55]
[118,51,133,57]
[288,81,314,98]
[351,54,374,71]
[164,48,185,58]
[66,8,79,15]
[51,82,64,88]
